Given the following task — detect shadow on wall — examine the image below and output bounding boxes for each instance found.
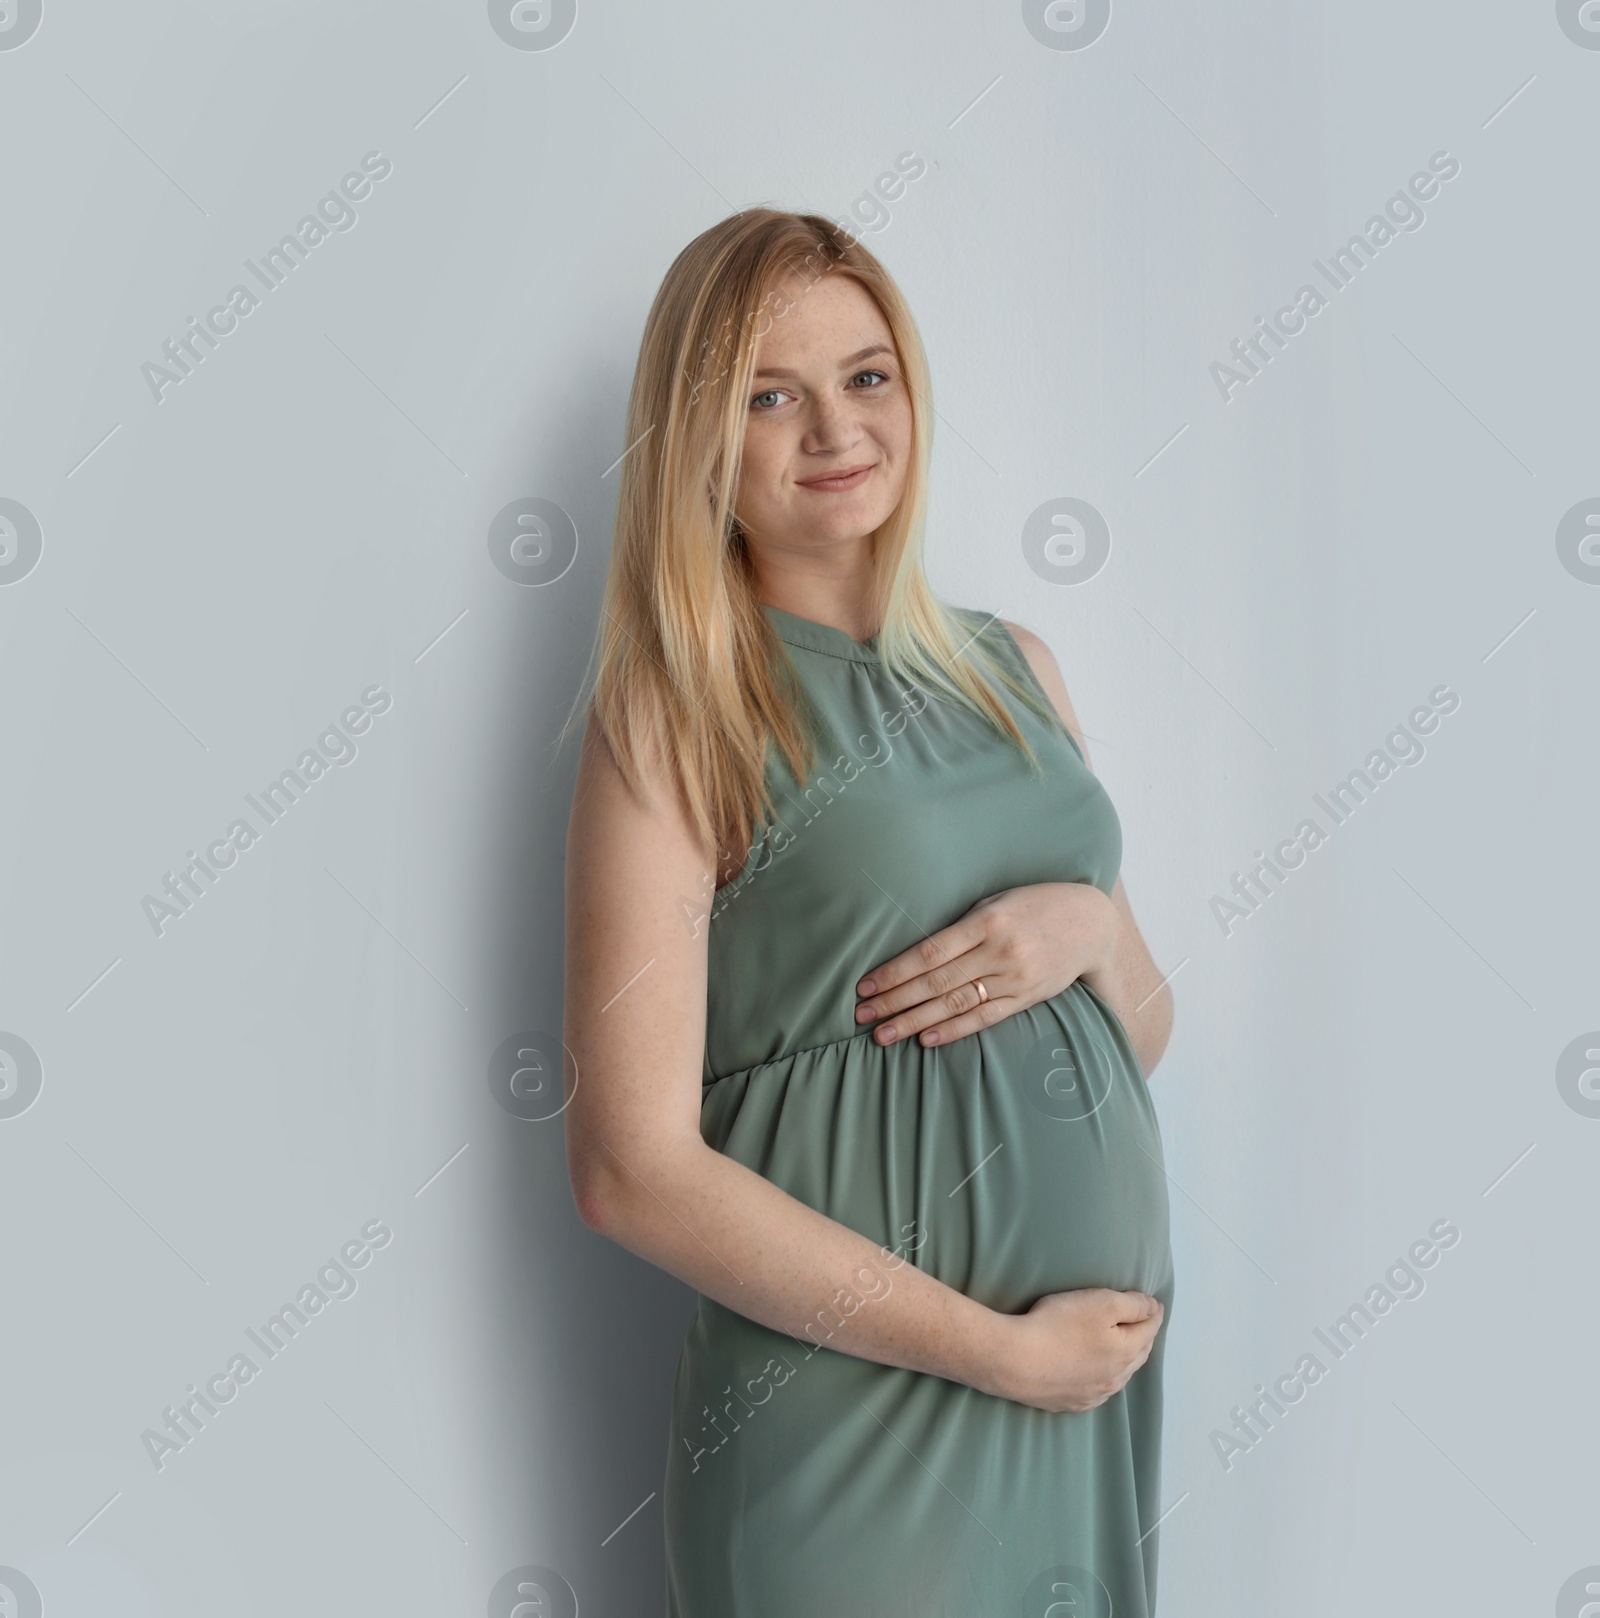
[479,365,698,1611]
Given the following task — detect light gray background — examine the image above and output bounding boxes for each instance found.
[2,2,1596,1613]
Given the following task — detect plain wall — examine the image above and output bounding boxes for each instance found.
[1,1,1596,1612]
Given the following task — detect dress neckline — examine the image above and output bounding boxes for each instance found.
[760,602,881,664]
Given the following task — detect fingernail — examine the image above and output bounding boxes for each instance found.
[878,1025,896,1041]
[922,1030,939,1045]
[856,1005,877,1022]
[858,978,875,994]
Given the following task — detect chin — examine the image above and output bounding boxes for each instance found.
[819,502,894,539]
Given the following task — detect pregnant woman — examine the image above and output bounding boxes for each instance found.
[562,209,1176,1616]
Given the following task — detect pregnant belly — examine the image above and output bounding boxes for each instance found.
[700,983,1174,1317]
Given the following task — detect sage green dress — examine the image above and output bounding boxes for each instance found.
[663,603,1174,1617]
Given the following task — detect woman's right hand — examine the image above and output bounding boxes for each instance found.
[989,1288,1165,1413]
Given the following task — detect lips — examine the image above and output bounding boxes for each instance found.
[796,464,874,492]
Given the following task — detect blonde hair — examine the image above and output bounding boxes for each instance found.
[562,208,1060,882]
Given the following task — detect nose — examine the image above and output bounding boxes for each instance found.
[801,393,862,455]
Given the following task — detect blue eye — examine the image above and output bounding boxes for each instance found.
[751,389,785,410]
[853,370,890,388]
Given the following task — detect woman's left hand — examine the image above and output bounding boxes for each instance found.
[853,882,1118,1047]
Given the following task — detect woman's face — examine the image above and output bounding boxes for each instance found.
[733,271,913,564]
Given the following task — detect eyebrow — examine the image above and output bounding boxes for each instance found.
[752,343,895,380]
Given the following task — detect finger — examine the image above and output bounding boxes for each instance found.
[863,973,992,1043]
[872,988,1012,1047]
[856,949,993,1015]
[1124,1309,1163,1343]
[908,996,1018,1047]
[854,915,988,999]
[854,947,1000,1024]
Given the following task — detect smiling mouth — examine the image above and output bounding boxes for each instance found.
[796,464,875,493]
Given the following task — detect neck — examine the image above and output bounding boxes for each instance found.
[748,536,879,642]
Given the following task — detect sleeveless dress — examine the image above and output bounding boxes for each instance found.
[662,602,1175,1617]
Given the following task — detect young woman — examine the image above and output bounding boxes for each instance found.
[561,209,1176,1617]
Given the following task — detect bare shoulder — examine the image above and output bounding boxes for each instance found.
[996,617,1093,769]
[568,704,714,884]
[563,706,714,1207]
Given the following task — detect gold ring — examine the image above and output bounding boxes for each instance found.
[974,979,988,1003]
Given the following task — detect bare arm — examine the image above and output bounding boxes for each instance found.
[562,708,1162,1411]
[1004,621,1176,1078]
[562,714,1009,1394]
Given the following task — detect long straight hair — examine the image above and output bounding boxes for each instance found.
[562,208,1059,883]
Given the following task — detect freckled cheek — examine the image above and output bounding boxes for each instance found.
[737,452,786,514]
